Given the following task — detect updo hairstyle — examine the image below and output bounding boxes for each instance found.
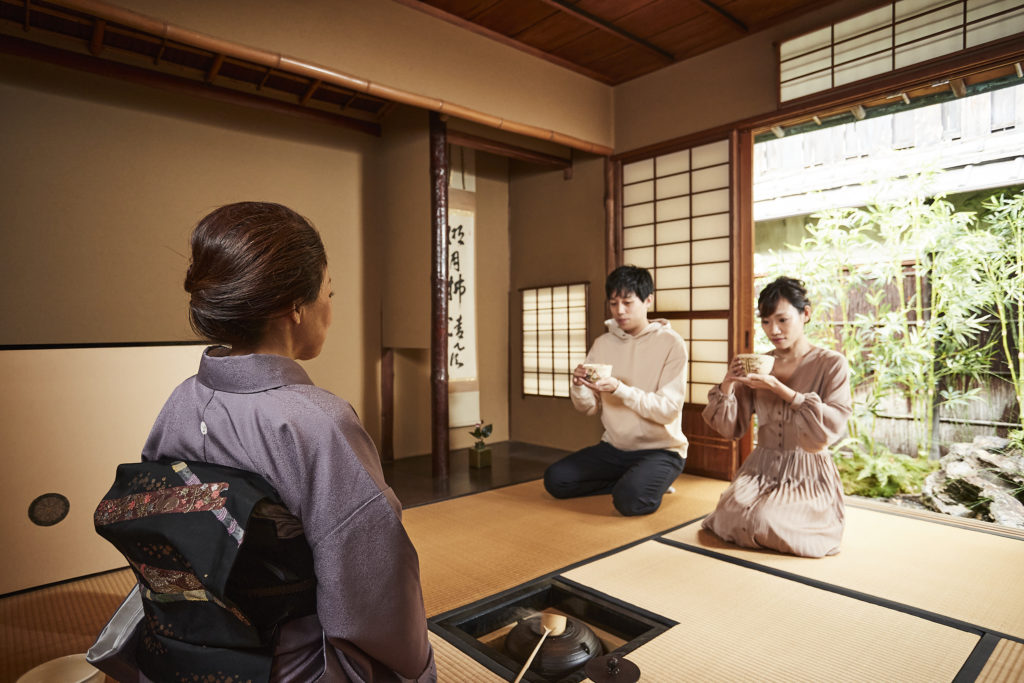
[757,276,811,319]
[184,202,326,347]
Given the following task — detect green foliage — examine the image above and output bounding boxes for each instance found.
[833,438,938,497]
[761,173,997,462]
[978,191,1024,435]
[469,421,492,450]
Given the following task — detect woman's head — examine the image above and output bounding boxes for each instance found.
[184,202,327,349]
[758,276,811,350]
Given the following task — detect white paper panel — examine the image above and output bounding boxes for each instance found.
[656,196,691,221]
[835,26,891,66]
[623,225,655,249]
[624,180,654,206]
[835,53,892,87]
[623,159,653,183]
[656,172,691,199]
[656,149,690,175]
[691,339,729,362]
[524,373,538,394]
[781,71,834,101]
[655,265,691,289]
[692,140,729,168]
[690,383,714,405]
[780,45,832,81]
[656,289,690,311]
[624,247,655,268]
[692,286,730,310]
[691,361,727,384]
[781,26,831,58]
[693,189,729,215]
[968,6,1024,45]
[692,213,730,240]
[693,262,730,287]
[667,319,690,339]
[656,242,691,266]
[693,237,730,264]
[555,375,570,398]
[657,218,691,243]
[692,164,729,193]
[623,203,654,227]
[692,318,729,339]
[895,31,963,68]
[539,374,553,395]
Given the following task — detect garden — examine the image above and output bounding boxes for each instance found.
[758,177,1024,529]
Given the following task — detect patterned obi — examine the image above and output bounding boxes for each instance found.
[94,459,317,683]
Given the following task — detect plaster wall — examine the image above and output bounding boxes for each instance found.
[0,54,384,591]
[508,156,607,451]
[118,0,613,150]
[613,0,886,152]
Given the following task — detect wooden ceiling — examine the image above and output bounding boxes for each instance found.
[396,0,852,85]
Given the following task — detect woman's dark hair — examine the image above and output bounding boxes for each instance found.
[184,202,326,346]
[758,276,811,318]
[605,265,653,300]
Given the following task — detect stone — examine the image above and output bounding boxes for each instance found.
[920,439,1024,529]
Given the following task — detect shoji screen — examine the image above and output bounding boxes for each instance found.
[621,139,731,405]
[521,283,588,398]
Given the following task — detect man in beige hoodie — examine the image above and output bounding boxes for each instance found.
[544,265,688,516]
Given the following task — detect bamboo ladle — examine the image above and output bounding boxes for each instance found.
[512,612,567,683]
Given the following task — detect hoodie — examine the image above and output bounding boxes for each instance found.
[570,318,688,456]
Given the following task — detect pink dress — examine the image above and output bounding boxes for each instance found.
[701,347,852,558]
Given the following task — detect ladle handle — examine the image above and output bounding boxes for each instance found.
[512,627,551,683]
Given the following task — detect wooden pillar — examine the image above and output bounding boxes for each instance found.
[604,156,621,273]
[429,112,450,479]
[380,347,394,462]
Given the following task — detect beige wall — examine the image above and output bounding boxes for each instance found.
[0,345,205,594]
[508,156,607,451]
[118,0,613,150]
[613,0,885,152]
[0,53,385,589]
[387,148,512,458]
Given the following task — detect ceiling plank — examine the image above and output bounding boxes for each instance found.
[538,0,674,62]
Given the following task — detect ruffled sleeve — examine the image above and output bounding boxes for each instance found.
[790,352,852,453]
[702,384,755,440]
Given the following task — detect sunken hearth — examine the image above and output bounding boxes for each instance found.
[431,578,674,682]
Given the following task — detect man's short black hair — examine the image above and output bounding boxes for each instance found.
[605,265,653,300]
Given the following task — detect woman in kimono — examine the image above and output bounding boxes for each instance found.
[141,202,436,681]
[701,276,852,558]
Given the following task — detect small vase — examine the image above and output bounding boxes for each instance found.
[469,446,491,469]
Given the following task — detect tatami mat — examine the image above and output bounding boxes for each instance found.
[663,505,1024,639]
[405,474,727,617]
[1,568,133,682]
[429,631,505,682]
[977,639,1024,682]
[564,541,979,682]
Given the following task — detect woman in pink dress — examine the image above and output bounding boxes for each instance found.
[701,277,852,557]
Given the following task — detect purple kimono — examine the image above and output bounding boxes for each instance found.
[142,347,436,682]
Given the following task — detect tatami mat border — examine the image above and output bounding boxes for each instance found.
[953,633,1004,683]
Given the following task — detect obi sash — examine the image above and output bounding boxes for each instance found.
[94,459,317,683]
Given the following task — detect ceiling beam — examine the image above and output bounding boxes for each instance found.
[537,0,675,63]
[689,0,748,34]
[446,129,571,169]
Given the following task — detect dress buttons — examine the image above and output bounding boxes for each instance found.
[200,421,208,435]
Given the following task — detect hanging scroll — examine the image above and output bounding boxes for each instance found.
[447,204,480,427]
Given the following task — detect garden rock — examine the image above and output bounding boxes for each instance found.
[920,436,1024,529]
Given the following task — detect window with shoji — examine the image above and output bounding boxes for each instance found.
[522,283,588,398]
[779,0,1024,103]
[621,139,732,405]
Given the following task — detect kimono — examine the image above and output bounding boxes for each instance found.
[136,347,435,681]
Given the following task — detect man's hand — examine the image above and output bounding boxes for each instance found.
[572,364,621,392]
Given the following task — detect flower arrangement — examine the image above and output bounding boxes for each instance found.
[469,421,492,451]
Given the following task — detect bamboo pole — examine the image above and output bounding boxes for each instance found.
[46,0,614,155]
